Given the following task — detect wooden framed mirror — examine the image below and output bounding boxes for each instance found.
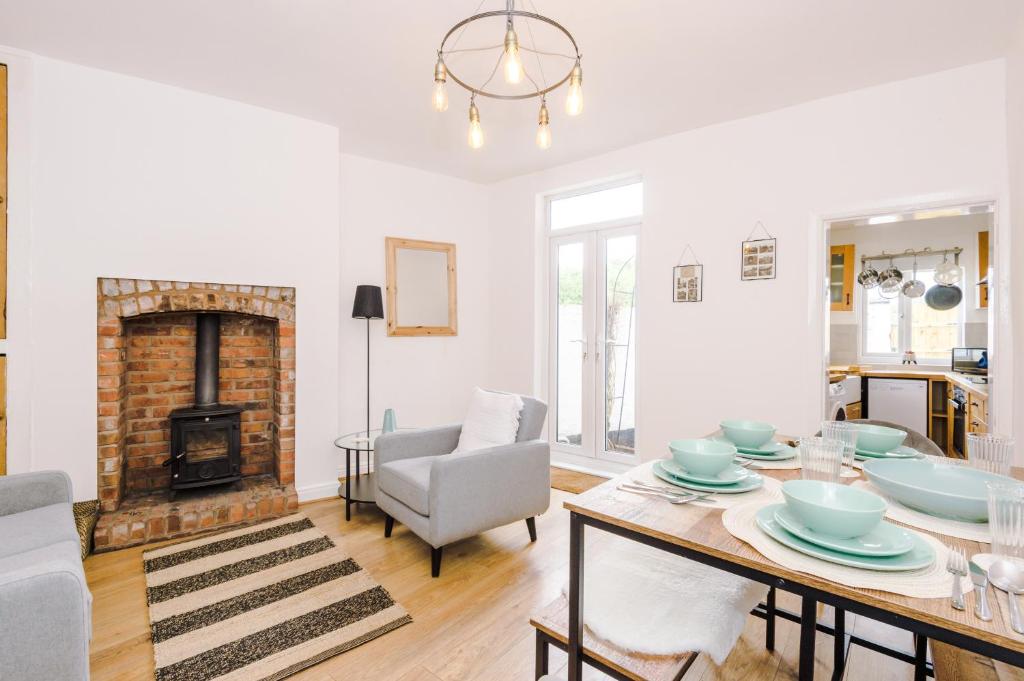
[385,237,457,336]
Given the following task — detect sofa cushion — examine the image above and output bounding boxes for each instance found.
[0,503,80,559]
[377,457,433,516]
[455,388,524,453]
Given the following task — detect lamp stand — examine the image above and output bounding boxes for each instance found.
[365,317,371,437]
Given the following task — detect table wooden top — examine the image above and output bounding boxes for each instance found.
[563,438,1024,657]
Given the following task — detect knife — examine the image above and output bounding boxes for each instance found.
[970,559,993,621]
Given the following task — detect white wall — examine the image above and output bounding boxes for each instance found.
[487,61,1012,464]
[18,54,341,501]
[337,155,491,451]
[1008,14,1024,441]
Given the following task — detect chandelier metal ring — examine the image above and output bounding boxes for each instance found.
[439,9,580,101]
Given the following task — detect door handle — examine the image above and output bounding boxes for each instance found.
[568,339,588,360]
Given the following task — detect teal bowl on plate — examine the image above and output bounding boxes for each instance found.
[668,438,737,477]
[862,458,1013,522]
[855,424,907,454]
[719,419,776,449]
[781,479,887,539]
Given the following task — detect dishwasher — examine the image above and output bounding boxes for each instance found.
[866,378,928,435]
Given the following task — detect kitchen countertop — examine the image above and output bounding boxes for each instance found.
[829,365,988,398]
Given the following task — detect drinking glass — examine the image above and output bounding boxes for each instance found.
[987,481,1024,559]
[968,434,1015,477]
[799,436,844,483]
[821,420,859,478]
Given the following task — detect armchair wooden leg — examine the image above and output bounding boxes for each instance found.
[384,515,394,538]
[431,546,444,578]
[526,517,538,542]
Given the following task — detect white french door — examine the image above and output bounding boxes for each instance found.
[549,226,638,464]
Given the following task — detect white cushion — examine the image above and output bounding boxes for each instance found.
[454,388,524,453]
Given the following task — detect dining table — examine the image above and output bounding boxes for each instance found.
[563,435,1024,681]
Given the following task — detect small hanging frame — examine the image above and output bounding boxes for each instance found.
[673,244,703,303]
[741,221,776,281]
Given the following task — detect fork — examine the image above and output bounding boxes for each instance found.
[947,546,967,611]
[629,480,714,498]
[617,485,710,505]
[736,459,765,469]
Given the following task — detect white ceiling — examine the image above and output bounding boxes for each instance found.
[0,0,1016,182]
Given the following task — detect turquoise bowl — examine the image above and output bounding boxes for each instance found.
[669,439,737,477]
[855,424,906,454]
[720,419,776,449]
[781,479,887,539]
[862,459,1013,522]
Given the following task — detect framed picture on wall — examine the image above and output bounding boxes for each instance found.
[741,237,776,281]
[673,264,703,302]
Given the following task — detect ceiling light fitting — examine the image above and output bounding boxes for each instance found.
[433,0,583,149]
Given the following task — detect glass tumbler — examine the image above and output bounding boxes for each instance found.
[799,436,844,483]
[968,433,1015,477]
[987,481,1024,560]
[821,421,859,478]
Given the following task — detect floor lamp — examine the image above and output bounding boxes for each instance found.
[351,285,384,436]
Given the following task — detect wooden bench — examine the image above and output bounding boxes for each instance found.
[529,597,698,681]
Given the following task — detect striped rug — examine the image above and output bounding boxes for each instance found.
[143,513,411,681]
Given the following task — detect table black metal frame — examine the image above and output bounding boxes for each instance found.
[566,511,1024,681]
[337,442,375,521]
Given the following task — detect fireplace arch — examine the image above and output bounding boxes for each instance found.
[96,278,296,513]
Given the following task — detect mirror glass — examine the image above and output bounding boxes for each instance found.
[395,248,450,327]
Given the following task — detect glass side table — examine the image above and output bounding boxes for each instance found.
[334,429,406,521]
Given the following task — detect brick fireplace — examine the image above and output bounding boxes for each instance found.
[94,279,298,551]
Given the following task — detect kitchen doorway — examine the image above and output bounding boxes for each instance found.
[821,200,997,456]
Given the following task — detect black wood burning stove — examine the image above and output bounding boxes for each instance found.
[164,314,242,499]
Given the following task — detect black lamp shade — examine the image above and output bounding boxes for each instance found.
[352,285,384,319]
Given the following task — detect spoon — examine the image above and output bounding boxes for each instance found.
[988,559,1024,634]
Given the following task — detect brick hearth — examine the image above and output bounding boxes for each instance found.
[95,278,298,551]
[92,475,298,552]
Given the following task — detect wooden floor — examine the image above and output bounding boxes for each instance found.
[85,486,1014,681]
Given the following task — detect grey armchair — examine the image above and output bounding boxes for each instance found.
[0,471,92,680]
[374,395,549,577]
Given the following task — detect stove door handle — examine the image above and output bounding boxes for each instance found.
[162,451,187,467]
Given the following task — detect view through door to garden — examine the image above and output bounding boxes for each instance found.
[551,181,640,462]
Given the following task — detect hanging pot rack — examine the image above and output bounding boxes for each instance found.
[860,246,961,265]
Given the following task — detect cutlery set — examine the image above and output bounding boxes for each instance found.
[617,480,716,505]
[945,548,1024,633]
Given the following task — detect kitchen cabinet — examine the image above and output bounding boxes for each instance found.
[967,393,988,435]
[846,401,862,420]
[829,244,855,312]
[978,230,989,309]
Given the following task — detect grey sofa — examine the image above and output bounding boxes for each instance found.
[375,395,549,577]
[0,471,92,680]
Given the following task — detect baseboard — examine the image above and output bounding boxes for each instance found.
[550,452,629,478]
[297,480,341,503]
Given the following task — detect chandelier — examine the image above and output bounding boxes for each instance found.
[432,1,584,149]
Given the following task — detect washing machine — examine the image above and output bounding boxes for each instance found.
[828,375,862,421]
[828,381,847,421]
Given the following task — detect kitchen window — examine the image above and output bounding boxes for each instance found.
[861,269,963,363]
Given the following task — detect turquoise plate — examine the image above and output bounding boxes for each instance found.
[854,445,922,460]
[711,436,796,461]
[660,459,749,485]
[653,461,764,494]
[712,436,785,456]
[757,504,934,571]
[773,505,914,557]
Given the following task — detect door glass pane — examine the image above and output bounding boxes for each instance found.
[556,242,584,446]
[909,269,962,360]
[185,427,229,463]
[864,285,900,355]
[604,235,636,454]
[550,182,643,231]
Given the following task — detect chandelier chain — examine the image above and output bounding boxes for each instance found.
[523,0,548,87]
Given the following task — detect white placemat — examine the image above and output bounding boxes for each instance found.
[745,457,800,471]
[723,498,971,598]
[852,480,991,543]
